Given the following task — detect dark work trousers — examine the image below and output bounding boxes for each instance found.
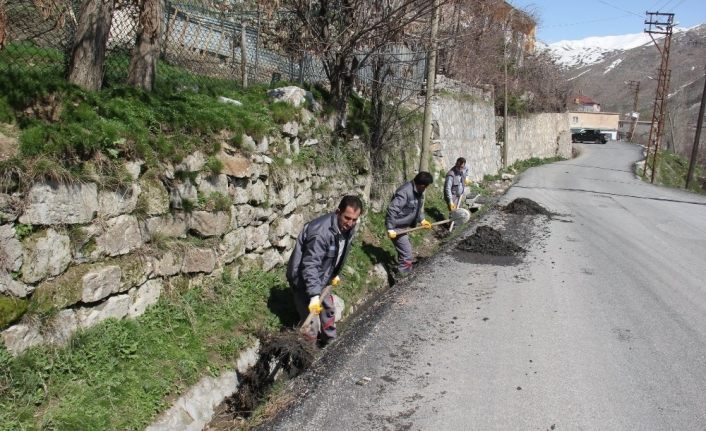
[291,285,336,344]
[392,233,413,273]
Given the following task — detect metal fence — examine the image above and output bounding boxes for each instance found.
[0,0,426,99]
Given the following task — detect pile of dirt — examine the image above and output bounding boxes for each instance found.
[457,226,525,256]
[227,331,316,417]
[503,198,553,216]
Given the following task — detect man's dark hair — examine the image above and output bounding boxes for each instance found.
[455,157,466,166]
[338,195,364,214]
[413,171,434,186]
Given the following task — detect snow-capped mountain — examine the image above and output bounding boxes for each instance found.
[542,29,695,69]
[560,24,706,159]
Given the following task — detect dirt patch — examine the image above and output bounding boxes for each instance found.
[226,331,316,419]
[0,126,19,162]
[457,226,525,256]
[503,198,553,216]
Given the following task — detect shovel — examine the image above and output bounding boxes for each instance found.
[449,193,480,232]
[392,209,471,236]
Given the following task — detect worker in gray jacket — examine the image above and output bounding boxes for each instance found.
[385,172,434,275]
[444,157,472,210]
[287,195,363,345]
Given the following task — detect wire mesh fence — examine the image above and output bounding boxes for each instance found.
[0,0,426,99]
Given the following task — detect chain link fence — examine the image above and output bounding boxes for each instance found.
[0,0,426,99]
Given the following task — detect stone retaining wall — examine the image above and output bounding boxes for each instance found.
[0,106,370,356]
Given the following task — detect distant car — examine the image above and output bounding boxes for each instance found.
[571,129,607,144]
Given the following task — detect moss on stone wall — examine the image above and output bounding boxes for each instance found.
[0,295,28,328]
[29,264,94,315]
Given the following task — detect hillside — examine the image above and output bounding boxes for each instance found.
[556,24,706,157]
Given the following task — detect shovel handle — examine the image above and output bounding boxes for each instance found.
[394,219,451,235]
[299,284,333,335]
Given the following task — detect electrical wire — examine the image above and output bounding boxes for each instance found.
[596,0,644,18]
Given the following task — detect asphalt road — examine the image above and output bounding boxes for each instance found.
[258,141,706,431]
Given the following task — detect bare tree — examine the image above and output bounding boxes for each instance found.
[267,0,436,132]
[68,0,115,91]
[127,0,163,91]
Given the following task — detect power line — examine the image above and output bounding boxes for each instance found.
[539,13,635,30]
[596,0,644,18]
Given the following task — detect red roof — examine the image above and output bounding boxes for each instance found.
[573,95,599,106]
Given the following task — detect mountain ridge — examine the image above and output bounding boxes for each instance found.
[558,24,706,158]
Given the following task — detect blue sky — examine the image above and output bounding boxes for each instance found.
[509,0,706,43]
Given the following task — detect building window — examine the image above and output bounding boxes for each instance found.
[572,116,579,124]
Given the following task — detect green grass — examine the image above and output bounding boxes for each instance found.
[0,270,288,431]
[644,149,706,193]
[0,49,304,193]
[482,156,565,184]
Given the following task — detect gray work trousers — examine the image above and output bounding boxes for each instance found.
[291,285,336,344]
[392,233,413,273]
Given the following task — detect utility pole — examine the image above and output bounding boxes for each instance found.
[643,11,674,183]
[502,9,514,169]
[627,80,640,142]
[685,71,706,189]
[419,0,439,173]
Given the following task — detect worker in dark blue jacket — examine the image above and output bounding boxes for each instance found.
[287,195,363,345]
[385,172,433,275]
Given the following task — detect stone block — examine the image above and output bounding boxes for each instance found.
[181,248,216,274]
[144,213,188,239]
[1,323,44,356]
[295,188,313,207]
[176,151,205,172]
[220,229,246,264]
[125,160,143,180]
[189,211,230,237]
[244,224,269,251]
[218,151,256,179]
[0,224,22,272]
[138,178,170,216]
[282,121,299,137]
[260,248,283,272]
[21,228,72,283]
[232,205,271,228]
[169,181,198,209]
[0,194,21,223]
[20,181,98,225]
[247,180,267,205]
[44,309,79,346]
[76,294,131,329]
[128,279,162,318]
[197,173,229,196]
[0,271,33,298]
[98,183,140,218]
[95,215,144,257]
[154,251,183,277]
[81,265,122,303]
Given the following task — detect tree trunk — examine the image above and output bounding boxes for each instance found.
[0,0,7,50]
[127,0,164,91]
[328,53,358,133]
[68,0,115,91]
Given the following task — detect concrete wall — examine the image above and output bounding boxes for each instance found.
[506,112,573,165]
[431,87,572,178]
[430,89,500,181]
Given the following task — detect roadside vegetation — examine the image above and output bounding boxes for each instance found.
[642,149,706,194]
